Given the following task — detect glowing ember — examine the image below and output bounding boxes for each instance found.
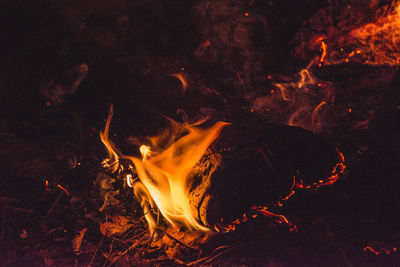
[363,242,398,256]
[297,69,315,89]
[317,37,327,66]
[45,179,50,192]
[57,184,70,196]
[126,174,134,187]
[338,3,400,66]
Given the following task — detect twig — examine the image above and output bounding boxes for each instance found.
[187,244,244,266]
[88,235,104,267]
[160,229,198,252]
[44,226,64,237]
[120,229,147,244]
[47,193,63,215]
[103,239,114,267]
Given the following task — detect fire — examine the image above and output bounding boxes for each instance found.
[337,3,400,66]
[317,37,327,66]
[57,184,70,196]
[170,73,189,92]
[100,106,230,233]
[297,69,315,89]
[139,145,151,158]
[363,243,398,256]
[100,105,120,173]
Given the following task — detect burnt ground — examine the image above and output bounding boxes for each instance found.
[0,1,400,266]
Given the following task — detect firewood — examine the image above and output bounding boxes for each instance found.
[190,117,344,226]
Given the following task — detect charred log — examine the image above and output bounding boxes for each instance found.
[191,117,345,226]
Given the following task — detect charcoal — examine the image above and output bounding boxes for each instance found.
[194,116,342,226]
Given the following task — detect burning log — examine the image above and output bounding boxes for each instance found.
[100,108,345,234]
[198,117,345,227]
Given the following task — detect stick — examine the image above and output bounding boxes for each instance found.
[107,235,148,267]
[161,229,198,252]
[187,244,244,266]
[103,239,114,267]
[88,235,104,267]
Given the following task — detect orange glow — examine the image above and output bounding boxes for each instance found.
[312,101,327,124]
[348,108,352,113]
[289,151,345,192]
[126,174,134,187]
[297,69,315,89]
[273,83,291,101]
[100,107,230,233]
[363,245,397,255]
[100,105,120,173]
[45,180,50,192]
[252,206,289,224]
[57,184,70,196]
[213,212,252,233]
[317,38,327,66]
[244,12,249,17]
[364,246,382,255]
[170,73,188,92]
[344,4,400,66]
[287,108,305,126]
[139,145,151,158]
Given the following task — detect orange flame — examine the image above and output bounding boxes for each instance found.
[317,38,327,66]
[100,105,120,173]
[57,184,70,196]
[170,73,189,92]
[363,244,398,255]
[297,69,315,89]
[45,179,50,192]
[340,4,400,66]
[100,107,230,233]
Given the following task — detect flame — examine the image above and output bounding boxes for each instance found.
[139,145,151,158]
[100,105,120,173]
[100,107,230,233]
[317,37,327,66]
[126,174,134,187]
[273,82,291,101]
[170,73,189,92]
[252,54,335,131]
[297,69,315,89]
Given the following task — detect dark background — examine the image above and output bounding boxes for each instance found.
[0,0,399,266]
